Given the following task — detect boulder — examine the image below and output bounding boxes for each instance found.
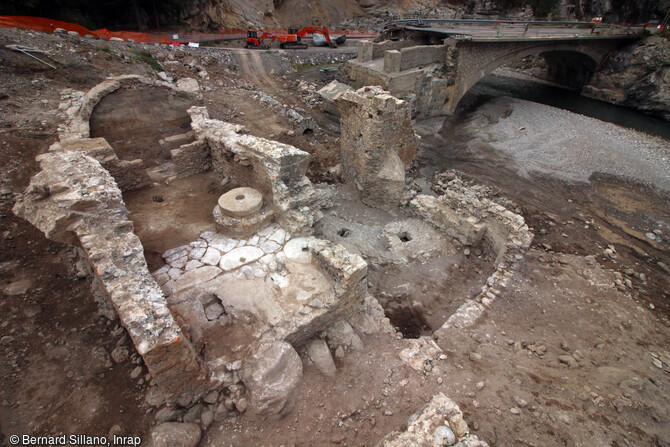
[325,320,363,352]
[241,341,303,418]
[307,339,337,376]
[149,422,201,447]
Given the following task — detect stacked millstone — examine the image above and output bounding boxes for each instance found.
[153,224,293,297]
[212,186,274,238]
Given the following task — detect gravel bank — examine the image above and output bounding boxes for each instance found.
[466,96,670,193]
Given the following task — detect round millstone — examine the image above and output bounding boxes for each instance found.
[218,187,263,218]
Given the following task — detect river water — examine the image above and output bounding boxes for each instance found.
[460,71,670,140]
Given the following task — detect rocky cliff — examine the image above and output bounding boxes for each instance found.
[177,0,534,31]
[178,0,367,30]
[582,36,670,121]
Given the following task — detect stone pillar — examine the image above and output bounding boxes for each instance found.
[358,40,373,62]
[336,86,418,209]
[383,50,401,73]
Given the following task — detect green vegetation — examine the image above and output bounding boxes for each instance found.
[129,49,162,71]
[95,44,112,54]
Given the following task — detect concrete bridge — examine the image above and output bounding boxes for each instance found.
[343,20,645,117]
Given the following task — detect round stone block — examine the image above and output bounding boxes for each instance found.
[218,187,263,218]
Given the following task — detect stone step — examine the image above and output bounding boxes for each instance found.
[159,131,195,152]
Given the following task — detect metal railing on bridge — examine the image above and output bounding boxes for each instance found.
[383,19,646,38]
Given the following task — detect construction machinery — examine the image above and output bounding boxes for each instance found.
[274,27,309,49]
[245,30,276,49]
[246,26,338,50]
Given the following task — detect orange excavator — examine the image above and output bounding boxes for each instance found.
[245,30,276,49]
[246,26,337,49]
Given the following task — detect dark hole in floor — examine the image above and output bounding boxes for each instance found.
[398,231,412,242]
[385,302,432,339]
[303,128,313,135]
[338,228,351,238]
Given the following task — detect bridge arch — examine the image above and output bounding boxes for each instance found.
[447,41,606,114]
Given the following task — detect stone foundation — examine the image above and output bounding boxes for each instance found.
[55,76,209,191]
[153,227,368,350]
[58,74,202,142]
[13,152,208,404]
[169,139,211,178]
[410,173,533,339]
[188,106,322,236]
[151,226,368,416]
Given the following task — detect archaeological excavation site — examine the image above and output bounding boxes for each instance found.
[1,2,670,447]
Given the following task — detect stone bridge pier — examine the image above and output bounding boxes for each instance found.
[344,32,639,118]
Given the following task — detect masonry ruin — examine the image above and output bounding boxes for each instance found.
[13,74,532,444]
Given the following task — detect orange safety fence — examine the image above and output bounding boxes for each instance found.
[0,16,170,44]
[0,15,377,44]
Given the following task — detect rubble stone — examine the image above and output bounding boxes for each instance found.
[188,106,322,236]
[412,172,533,338]
[242,341,303,418]
[149,422,201,447]
[306,339,337,376]
[378,393,488,447]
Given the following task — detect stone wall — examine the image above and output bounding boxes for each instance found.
[285,239,368,347]
[58,74,201,142]
[170,139,212,178]
[342,60,392,90]
[55,75,206,191]
[410,173,533,338]
[49,137,152,191]
[188,106,322,236]
[357,39,419,62]
[336,86,418,209]
[398,45,447,72]
[13,152,208,405]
